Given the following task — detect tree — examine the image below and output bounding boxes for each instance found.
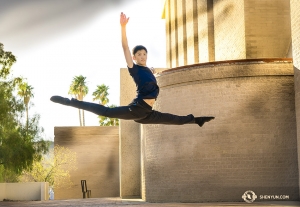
[92,84,119,126]
[68,75,88,126]
[0,42,48,179]
[0,43,16,79]
[20,145,77,189]
[17,82,34,130]
[92,84,109,105]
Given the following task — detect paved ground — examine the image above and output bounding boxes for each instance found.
[0,198,299,207]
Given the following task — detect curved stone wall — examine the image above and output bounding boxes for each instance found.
[141,59,299,202]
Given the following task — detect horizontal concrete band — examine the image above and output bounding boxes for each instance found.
[54,126,119,136]
[159,58,293,88]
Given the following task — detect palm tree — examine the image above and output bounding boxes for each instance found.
[17,82,34,129]
[92,84,119,126]
[92,84,109,105]
[68,75,88,126]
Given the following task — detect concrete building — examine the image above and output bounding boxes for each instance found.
[121,0,299,202]
[55,0,300,203]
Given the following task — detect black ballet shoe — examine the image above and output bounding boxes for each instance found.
[50,96,71,106]
[195,116,215,127]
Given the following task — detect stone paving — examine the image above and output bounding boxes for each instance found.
[0,198,299,207]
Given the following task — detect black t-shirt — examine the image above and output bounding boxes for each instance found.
[128,64,159,100]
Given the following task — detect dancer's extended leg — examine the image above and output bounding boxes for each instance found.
[51,96,214,126]
[135,110,194,125]
[135,110,214,126]
[50,96,149,120]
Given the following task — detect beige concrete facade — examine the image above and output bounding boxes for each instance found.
[197,0,210,63]
[54,126,119,199]
[141,60,298,202]
[132,0,299,202]
[119,68,141,198]
[53,0,300,203]
[119,68,167,200]
[213,0,246,61]
[0,182,49,201]
[244,0,291,59]
[290,0,300,198]
[163,0,291,64]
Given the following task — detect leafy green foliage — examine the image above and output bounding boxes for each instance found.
[20,145,77,189]
[93,84,109,105]
[0,43,16,79]
[92,84,119,126]
[0,42,48,180]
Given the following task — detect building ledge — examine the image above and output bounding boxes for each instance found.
[163,58,293,73]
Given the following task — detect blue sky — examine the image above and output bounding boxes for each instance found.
[0,0,166,140]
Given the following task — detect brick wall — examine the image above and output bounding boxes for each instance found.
[290,0,300,198]
[141,60,299,202]
[244,0,291,58]
[54,126,119,199]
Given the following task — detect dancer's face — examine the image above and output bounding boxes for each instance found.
[133,49,147,66]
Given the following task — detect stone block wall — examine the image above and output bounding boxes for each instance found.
[54,126,119,199]
[141,60,299,202]
[290,0,300,198]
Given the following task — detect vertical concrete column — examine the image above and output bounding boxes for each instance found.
[177,0,186,66]
[207,0,215,62]
[186,0,196,64]
[119,68,141,198]
[213,0,246,61]
[290,0,300,198]
[40,182,49,201]
[170,0,178,67]
[165,0,172,68]
[197,0,209,63]
[244,0,291,58]
[140,68,166,201]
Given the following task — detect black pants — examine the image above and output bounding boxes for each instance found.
[70,98,194,125]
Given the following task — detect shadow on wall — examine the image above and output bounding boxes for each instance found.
[144,75,299,202]
[106,149,117,179]
[167,0,234,63]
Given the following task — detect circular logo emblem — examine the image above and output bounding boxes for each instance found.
[242,190,257,203]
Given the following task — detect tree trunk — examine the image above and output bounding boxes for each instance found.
[24,97,30,131]
[26,104,29,130]
[78,109,82,126]
[82,110,85,126]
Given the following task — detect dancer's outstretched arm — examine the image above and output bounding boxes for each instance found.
[120,12,133,68]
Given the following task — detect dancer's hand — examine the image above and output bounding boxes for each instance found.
[120,12,129,27]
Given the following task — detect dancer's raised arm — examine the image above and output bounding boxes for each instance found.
[120,12,133,68]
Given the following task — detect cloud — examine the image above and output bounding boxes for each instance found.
[0,0,137,49]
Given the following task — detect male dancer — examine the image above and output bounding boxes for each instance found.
[50,12,214,127]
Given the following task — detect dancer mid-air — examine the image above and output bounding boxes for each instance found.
[50,12,214,127]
